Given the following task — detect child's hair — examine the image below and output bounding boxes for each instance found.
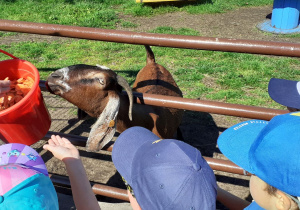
[265,184,276,195]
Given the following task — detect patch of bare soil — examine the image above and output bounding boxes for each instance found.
[117,5,300,43]
[1,6,298,209]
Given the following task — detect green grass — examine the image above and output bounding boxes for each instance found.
[1,0,299,110]
[0,0,273,29]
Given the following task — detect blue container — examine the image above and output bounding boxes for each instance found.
[271,0,300,30]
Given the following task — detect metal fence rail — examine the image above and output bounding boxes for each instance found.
[1,19,300,57]
[39,81,288,121]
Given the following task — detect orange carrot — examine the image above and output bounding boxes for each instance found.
[0,76,34,111]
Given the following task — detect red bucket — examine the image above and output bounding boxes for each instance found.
[0,49,51,145]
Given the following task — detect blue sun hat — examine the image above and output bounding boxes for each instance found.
[112,126,217,210]
[218,112,300,197]
[268,78,300,109]
[0,143,58,210]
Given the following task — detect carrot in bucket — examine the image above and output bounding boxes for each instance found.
[0,76,34,111]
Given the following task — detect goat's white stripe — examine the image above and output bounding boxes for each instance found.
[56,67,71,93]
[58,67,70,81]
[96,64,111,70]
[58,80,72,93]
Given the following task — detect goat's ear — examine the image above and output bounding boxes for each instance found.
[86,92,120,152]
[116,75,133,121]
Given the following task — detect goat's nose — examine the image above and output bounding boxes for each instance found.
[51,71,64,79]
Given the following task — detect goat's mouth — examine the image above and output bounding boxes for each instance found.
[45,81,54,94]
[45,81,63,95]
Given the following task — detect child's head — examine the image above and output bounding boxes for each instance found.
[218,112,300,209]
[0,143,58,209]
[112,126,217,210]
[268,78,300,111]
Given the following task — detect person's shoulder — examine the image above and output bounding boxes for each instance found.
[244,201,265,210]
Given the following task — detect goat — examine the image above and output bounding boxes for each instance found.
[46,45,184,151]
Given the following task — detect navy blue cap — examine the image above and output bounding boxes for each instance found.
[268,78,300,109]
[112,126,217,210]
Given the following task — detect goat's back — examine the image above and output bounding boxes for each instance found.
[132,63,182,97]
[128,47,183,139]
[132,45,182,97]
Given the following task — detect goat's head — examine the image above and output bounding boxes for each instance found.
[46,64,133,151]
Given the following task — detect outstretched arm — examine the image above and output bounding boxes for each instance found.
[43,135,101,210]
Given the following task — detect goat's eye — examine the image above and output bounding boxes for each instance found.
[97,78,105,85]
[51,72,63,78]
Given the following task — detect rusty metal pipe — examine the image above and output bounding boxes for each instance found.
[42,131,113,151]
[92,184,129,201]
[49,173,129,201]
[134,92,288,121]
[44,131,247,175]
[42,131,114,151]
[40,81,288,121]
[50,173,251,204]
[43,131,88,147]
[204,157,250,176]
[1,19,300,57]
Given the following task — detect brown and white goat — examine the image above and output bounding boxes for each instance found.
[46,45,183,151]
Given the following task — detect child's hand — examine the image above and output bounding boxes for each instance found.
[0,80,11,96]
[43,135,80,161]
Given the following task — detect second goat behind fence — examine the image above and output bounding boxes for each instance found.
[46,45,184,151]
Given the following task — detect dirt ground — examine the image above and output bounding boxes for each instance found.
[2,5,300,209]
